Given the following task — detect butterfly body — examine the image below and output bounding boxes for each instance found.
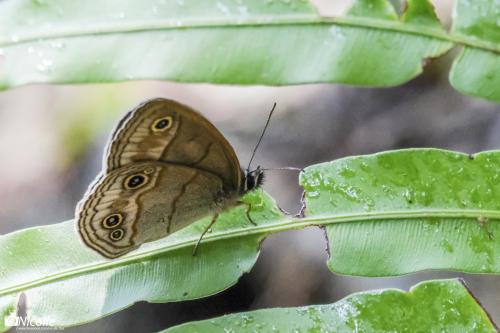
[76,99,262,258]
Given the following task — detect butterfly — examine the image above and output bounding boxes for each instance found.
[76,98,267,258]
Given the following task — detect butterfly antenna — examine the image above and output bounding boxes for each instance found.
[261,167,304,172]
[247,102,277,172]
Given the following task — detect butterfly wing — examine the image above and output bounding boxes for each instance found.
[104,98,242,192]
[77,162,228,258]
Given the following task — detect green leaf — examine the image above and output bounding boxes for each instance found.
[449,0,500,101]
[3,0,490,95]
[1,149,499,329]
[348,0,398,20]
[2,0,499,100]
[0,191,287,331]
[301,149,500,276]
[163,279,498,333]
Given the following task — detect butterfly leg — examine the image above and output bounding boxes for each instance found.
[192,213,219,256]
[245,204,257,226]
[236,201,257,226]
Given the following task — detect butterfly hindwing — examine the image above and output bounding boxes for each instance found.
[77,162,228,258]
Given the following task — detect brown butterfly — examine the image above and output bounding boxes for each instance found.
[76,99,268,258]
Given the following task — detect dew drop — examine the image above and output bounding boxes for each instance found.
[403,188,414,204]
[329,26,346,39]
[50,41,65,49]
[237,5,249,16]
[339,166,356,178]
[217,2,230,15]
[440,239,454,253]
[36,58,53,72]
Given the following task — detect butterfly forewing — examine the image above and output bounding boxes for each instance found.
[104,99,242,191]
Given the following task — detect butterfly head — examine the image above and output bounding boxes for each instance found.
[243,166,265,193]
[242,103,276,194]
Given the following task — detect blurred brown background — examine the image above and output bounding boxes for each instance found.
[1,0,499,332]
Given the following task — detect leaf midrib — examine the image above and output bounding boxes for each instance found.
[1,15,499,53]
[0,208,498,297]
